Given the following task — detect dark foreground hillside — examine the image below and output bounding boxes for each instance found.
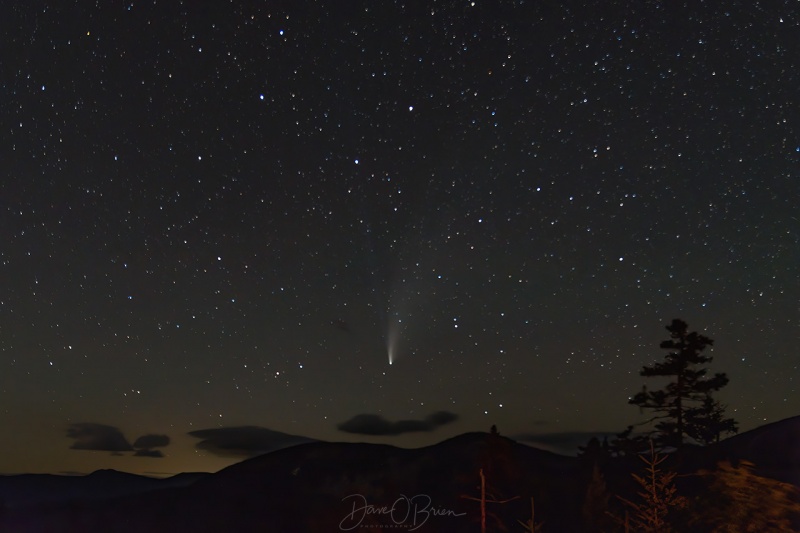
[2,418,799,532]
[0,432,581,532]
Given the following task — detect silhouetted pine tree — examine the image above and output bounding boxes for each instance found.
[608,425,651,457]
[582,463,613,532]
[684,395,738,445]
[578,437,610,466]
[628,319,737,448]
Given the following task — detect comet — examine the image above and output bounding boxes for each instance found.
[386,316,401,366]
[387,335,395,365]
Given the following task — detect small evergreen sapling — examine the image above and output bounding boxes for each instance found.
[613,440,686,532]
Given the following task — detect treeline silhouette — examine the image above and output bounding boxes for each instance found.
[474,319,800,532]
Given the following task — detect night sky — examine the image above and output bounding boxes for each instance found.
[2,0,798,476]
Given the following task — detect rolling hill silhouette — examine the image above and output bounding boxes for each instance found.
[1,417,798,532]
[715,414,800,485]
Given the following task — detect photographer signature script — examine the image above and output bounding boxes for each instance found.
[340,493,466,531]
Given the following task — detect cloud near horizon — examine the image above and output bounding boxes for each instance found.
[133,434,170,449]
[188,426,315,457]
[134,449,165,458]
[66,423,134,452]
[66,424,170,458]
[337,411,459,436]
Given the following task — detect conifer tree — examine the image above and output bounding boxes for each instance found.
[582,463,613,532]
[614,440,687,532]
[684,395,738,445]
[629,319,737,447]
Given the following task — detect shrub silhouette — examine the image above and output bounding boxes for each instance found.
[694,460,800,532]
